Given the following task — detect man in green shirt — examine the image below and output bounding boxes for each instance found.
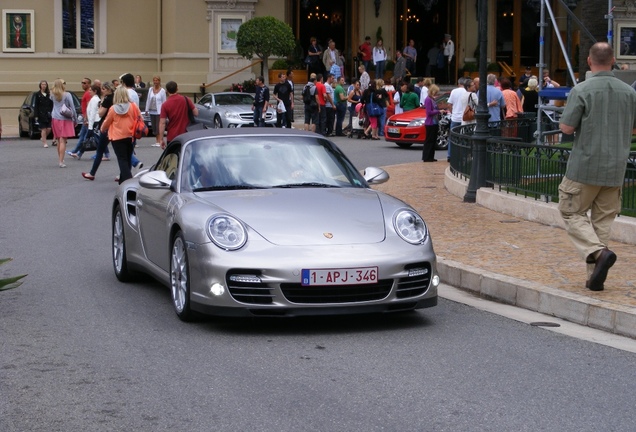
[334,76,347,136]
[400,82,420,111]
[558,42,636,291]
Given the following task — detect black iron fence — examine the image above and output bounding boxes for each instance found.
[449,117,636,216]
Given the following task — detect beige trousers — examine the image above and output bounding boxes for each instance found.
[558,177,622,261]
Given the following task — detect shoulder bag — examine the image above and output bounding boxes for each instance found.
[365,94,383,117]
[185,95,205,132]
[60,98,74,119]
[462,93,476,122]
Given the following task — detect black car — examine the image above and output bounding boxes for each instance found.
[18,92,83,139]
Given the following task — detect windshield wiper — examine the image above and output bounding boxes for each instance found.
[272,182,338,188]
[193,185,265,192]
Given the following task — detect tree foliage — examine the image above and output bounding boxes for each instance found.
[236,16,295,61]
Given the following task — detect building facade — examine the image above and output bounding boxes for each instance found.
[0,0,629,127]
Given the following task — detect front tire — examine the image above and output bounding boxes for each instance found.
[213,115,222,129]
[170,231,195,321]
[112,206,132,282]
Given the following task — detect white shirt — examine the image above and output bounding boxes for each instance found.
[393,92,403,114]
[127,87,140,107]
[444,40,455,61]
[447,86,468,122]
[372,47,387,64]
[419,86,429,106]
[86,95,101,130]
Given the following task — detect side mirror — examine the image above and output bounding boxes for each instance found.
[139,170,172,189]
[363,167,389,185]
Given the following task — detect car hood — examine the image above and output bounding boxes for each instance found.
[389,107,427,122]
[219,104,254,113]
[195,188,386,246]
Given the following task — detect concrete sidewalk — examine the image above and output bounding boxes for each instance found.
[373,162,636,339]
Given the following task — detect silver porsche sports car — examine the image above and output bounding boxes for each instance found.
[112,129,439,320]
[194,92,277,128]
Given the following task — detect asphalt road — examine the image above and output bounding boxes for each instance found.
[1,135,635,431]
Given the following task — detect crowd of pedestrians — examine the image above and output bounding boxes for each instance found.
[30,73,194,183]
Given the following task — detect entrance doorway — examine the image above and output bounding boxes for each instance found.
[496,1,541,80]
[395,0,452,80]
[291,0,352,76]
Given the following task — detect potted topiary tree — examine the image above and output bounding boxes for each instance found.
[269,59,290,84]
[236,16,296,86]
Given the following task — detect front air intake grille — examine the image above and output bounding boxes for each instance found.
[395,263,432,298]
[226,271,274,305]
[280,280,393,304]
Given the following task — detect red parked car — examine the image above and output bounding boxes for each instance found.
[384,92,450,150]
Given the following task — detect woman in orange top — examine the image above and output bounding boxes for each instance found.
[101,86,141,184]
[500,77,523,137]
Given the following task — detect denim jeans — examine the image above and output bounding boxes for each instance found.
[379,108,387,136]
[335,103,347,135]
[70,123,89,153]
[375,61,386,79]
[89,129,110,176]
[325,106,335,135]
[253,105,265,127]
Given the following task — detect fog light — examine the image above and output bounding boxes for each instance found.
[210,283,225,296]
[432,275,440,287]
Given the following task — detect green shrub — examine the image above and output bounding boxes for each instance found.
[0,258,27,292]
[271,59,289,70]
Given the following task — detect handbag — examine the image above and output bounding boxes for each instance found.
[83,131,99,152]
[133,113,148,140]
[304,55,313,65]
[462,93,476,122]
[60,101,74,119]
[365,95,383,117]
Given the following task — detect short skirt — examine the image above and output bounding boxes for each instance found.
[51,118,76,138]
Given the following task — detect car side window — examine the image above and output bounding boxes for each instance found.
[155,145,181,180]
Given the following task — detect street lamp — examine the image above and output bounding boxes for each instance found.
[463,0,489,203]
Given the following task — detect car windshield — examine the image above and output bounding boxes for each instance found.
[182,136,366,191]
[215,94,255,106]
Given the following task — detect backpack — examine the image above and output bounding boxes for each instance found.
[303,84,316,107]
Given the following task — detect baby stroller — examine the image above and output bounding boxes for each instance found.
[348,103,367,139]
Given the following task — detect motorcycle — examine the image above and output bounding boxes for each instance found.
[435,111,452,150]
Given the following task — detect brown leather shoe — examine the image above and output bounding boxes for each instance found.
[586,248,617,291]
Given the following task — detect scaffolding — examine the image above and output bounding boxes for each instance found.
[534,0,601,144]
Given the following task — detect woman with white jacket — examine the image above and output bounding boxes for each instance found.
[373,39,387,79]
[144,75,167,147]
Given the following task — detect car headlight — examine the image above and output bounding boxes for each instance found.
[393,209,427,244]
[407,118,426,127]
[224,112,241,120]
[207,214,247,250]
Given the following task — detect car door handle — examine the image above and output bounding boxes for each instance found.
[136,200,143,208]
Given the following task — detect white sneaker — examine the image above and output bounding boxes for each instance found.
[151,143,161,147]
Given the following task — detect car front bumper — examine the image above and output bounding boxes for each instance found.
[185,239,439,317]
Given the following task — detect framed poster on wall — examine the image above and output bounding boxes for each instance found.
[617,24,636,59]
[2,9,34,53]
[218,15,244,54]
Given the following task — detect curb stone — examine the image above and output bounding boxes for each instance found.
[437,257,636,339]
